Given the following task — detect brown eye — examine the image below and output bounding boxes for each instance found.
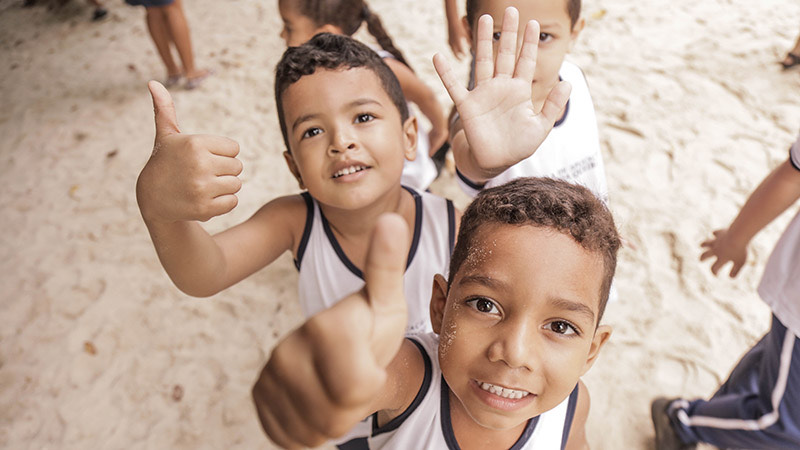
[466,297,499,314]
[476,299,493,312]
[548,321,577,335]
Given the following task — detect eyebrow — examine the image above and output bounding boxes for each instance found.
[290,98,383,133]
[457,274,505,289]
[549,297,595,323]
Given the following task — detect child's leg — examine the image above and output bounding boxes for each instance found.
[668,315,800,447]
[162,0,206,80]
[145,6,181,77]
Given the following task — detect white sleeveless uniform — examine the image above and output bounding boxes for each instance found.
[295,187,456,335]
[335,333,579,450]
[456,60,609,204]
[373,48,440,191]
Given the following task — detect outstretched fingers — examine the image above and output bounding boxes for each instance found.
[434,52,469,107]
[537,80,571,127]
[473,14,495,86]
[513,20,541,82]
[494,7,520,78]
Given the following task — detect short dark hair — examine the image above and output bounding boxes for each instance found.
[274,33,409,152]
[466,0,581,30]
[448,177,619,322]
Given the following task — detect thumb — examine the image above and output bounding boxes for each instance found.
[364,213,409,312]
[148,80,180,139]
[538,80,571,126]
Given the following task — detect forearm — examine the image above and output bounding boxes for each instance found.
[725,160,800,245]
[444,0,458,23]
[143,219,229,297]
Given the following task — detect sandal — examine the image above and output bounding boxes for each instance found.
[164,74,183,88]
[185,69,214,90]
[781,52,800,70]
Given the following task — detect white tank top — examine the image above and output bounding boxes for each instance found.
[335,333,578,450]
[295,187,456,335]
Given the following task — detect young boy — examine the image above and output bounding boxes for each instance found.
[252,177,620,449]
[135,34,461,334]
[434,1,609,205]
[651,133,800,449]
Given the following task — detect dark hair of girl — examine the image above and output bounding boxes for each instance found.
[293,0,414,71]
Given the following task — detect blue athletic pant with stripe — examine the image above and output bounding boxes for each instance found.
[669,314,800,448]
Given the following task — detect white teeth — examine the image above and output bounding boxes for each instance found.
[479,382,530,399]
[333,165,367,178]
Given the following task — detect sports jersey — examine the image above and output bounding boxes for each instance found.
[456,60,608,204]
[295,187,456,335]
[336,333,579,449]
[758,135,800,337]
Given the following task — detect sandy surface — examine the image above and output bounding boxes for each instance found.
[2,0,800,448]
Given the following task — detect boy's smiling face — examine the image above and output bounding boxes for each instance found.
[430,223,610,431]
[466,0,584,109]
[281,67,417,210]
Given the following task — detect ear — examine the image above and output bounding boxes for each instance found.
[580,324,611,376]
[568,17,585,52]
[462,15,474,48]
[402,115,418,162]
[283,150,306,190]
[429,274,449,334]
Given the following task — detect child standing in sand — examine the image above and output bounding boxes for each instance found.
[651,133,800,449]
[435,0,608,205]
[136,34,460,335]
[277,0,449,190]
[252,177,619,449]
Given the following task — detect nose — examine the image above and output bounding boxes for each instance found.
[487,318,537,371]
[328,126,357,155]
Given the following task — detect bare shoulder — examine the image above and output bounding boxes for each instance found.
[374,339,427,421]
[234,193,311,256]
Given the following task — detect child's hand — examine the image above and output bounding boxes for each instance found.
[433,7,571,180]
[700,229,748,277]
[136,81,243,224]
[252,214,409,449]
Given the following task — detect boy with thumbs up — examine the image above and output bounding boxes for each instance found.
[136,25,567,335]
[252,177,620,449]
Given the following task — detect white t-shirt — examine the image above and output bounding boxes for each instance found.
[456,60,608,204]
[758,135,800,336]
[295,187,455,335]
[335,333,579,450]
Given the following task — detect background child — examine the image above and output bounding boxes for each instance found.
[436,0,609,205]
[277,0,449,190]
[651,133,800,449]
[252,177,620,449]
[135,34,456,335]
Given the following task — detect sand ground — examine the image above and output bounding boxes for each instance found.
[2,0,800,448]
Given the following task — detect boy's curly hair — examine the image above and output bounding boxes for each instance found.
[467,0,582,30]
[274,33,409,152]
[449,177,619,321]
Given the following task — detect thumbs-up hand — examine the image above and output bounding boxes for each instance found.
[136,81,243,224]
[252,214,410,449]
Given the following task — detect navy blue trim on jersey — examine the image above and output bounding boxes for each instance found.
[336,437,369,450]
[790,145,800,171]
[293,192,315,270]
[403,186,423,271]
[319,186,422,280]
[560,384,580,450]
[446,199,456,255]
[440,376,539,450]
[371,338,433,436]
[456,168,486,191]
